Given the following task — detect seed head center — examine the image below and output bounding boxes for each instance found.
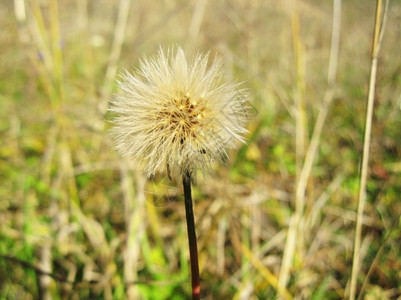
[172,93,204,127]
[156,91,208,146]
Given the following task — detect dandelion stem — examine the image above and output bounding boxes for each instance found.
[183,171,200,300]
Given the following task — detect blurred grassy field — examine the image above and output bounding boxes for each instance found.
[1,0,401,299]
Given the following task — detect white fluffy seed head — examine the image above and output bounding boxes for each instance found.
[109,46,248,180]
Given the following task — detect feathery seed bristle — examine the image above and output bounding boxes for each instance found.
[109,46,248,179]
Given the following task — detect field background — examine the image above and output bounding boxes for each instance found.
[1,0,400,299]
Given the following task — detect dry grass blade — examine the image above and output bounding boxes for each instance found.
[121,161,147,299]
[278,1,342,297]
[100,0,132,114]
[240,243,293,300]
[349,0,389,299]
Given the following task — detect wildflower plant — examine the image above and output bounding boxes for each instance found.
[109,46,248,299]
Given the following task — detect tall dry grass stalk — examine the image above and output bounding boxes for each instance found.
[13,1,117,297]
[349,1,389,299]
[278,1,342,297]
[16,1,67,297]
[121,161,146,299]
[100,0,132,114]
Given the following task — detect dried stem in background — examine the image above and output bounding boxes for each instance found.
[121,161,146,299]
[349,0,389,299]
[100,0,132,114]
[278,0,342,296]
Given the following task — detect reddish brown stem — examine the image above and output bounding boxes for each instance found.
[183,171,200,300]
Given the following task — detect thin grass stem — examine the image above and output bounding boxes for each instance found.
[278,2,341,297]
[349,0,389,299]
[277,9,305,295]
[100,0,132,114]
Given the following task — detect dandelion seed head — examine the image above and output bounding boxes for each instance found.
[109,46,248,179]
